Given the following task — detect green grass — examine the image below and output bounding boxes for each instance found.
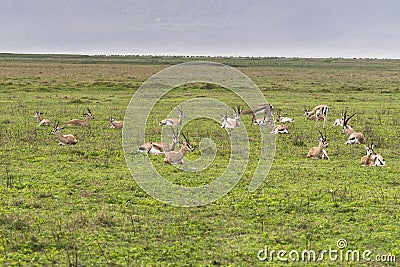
[0,54,399,266]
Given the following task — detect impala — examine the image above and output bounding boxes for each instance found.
[51,122,77,145]
[240,103,273,123]
[164,132,194,165]
[109,117,123,129]
[67,108,95,127]
[33,111,51,126]
[221,106,241,129]
[307,129,330,160]
[341,112,365,144]
[361,144,386,166]
[159,106,184,126]
[138,129,179,155]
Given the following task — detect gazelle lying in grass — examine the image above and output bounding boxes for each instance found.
[254,113,289,134]
[304,105,329,127]
[159,106,185,126]
[341,112,365,144]
[109,117,123,129]
[307,129,330,160]
[67,108,95,127]
[361,144,386,166]
[164,132,194,165]
[138,129,179,155]
[221,106,241,129]
[333,111,345,126]
[51,122,77,145]
[240,103,273,123]
[33,111,51,126]
[275,110,294,123]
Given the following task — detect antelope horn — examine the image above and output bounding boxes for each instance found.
[345,113,357,125]
[181,132,189,143]
[87,107,92,114]
[318,128,324,139]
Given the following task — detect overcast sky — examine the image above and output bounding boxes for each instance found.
[1,0,400,58]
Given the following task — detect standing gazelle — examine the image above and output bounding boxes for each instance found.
[159,106,184,126]
[240,103,273,124]
[67,108,95,127]
[361,144,386,166]
[109,117,123,129]
[138,129,179,155]
[341,112,365,144]
[307,129,330,160]
[221,106,241,129]
[51,122,77,145]
[163,132,194,165]
[33,111,51,126]
[304,104,329,127]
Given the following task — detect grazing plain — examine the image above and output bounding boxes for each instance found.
[0,54,399,266]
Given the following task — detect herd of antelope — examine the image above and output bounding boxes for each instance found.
[34,102,385,167]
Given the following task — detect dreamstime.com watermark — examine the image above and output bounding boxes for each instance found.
[122,61,276,207]
[257,239,397,263]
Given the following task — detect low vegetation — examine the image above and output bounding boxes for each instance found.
[0,54,399,266]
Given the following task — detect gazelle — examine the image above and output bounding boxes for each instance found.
[221,106,241,129]
[333,111,345,126]
[33,111,51,126]
[159,106,184,126]
[51,122,77,145]
[67,108,95,127]
[276,110,294,123]
[361,144,386,166]
[254,113,289,134]
[240,103,273,123]
[164,132,194,165]
[109,117,123,129]
[307,129,330,160]
[304,105,329,127]
[138,129,179,155]
[341,112,365,144]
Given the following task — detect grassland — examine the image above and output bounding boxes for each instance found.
[0,54,399,266]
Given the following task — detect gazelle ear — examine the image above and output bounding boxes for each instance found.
[371,144,374,150]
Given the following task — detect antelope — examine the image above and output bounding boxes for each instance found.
[304,105,329,127]
[341,112,365,144]
[361,144,386,166]
[159,106,184,126]
[164,132,194,165]
[307,129,330,160]
[240,103,273,123]
[67,108,95,127]
[51,122,77,145]
[333,111,345,126]
[221,106,241,129]
[254,113,289,134]
[138,129,179,155]
[109,117,123,129]
[276,110,294,123]
[33,111,51,126]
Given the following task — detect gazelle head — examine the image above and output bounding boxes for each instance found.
[33,111,43,118]
[364,144,374,156]
[318,129,329,148]
[177,106,185,118]
[51,122,63,134]
[180,132,195,152]
[341,111,356,134]
[84,108,95,119]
